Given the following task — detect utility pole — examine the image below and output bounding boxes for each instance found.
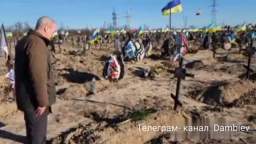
[211,0,217,25]
[183,16,188,29]
[112,9,117,30]
[125,11,131,29]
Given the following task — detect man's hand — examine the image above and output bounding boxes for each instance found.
[35,106,47,117]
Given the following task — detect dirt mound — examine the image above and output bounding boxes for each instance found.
[147,135,250,144]
[216,63,245,75]
[0,75,14,103]
[185,60,205,70]
[51,110,186,144]
[50,106,255,144]
[231,88,256,107]
[0,103,17,118]
[186,80,256,107]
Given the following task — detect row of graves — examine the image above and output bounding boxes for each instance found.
[1,24,256,110]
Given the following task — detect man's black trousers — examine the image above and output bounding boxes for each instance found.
[23,109,48,144]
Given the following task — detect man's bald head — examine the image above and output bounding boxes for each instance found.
[35,16,55,30]
[35,16,57,40]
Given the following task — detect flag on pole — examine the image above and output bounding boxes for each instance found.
[92,29,100,40]
[235,24,247,32]
[0,24,9,57]
[89,29,100,45]
[180,33,189,52]
[174,33,189,62]
[162,0,183,16]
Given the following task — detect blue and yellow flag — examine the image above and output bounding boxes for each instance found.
[162,0,183,16]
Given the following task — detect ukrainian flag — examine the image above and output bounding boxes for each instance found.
[235,24,247,32]
[162,0,183,16]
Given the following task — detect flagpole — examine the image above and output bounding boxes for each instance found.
[169,11,172,30]
[169,6,172,61]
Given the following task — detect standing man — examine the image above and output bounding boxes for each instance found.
[15,16,57,144]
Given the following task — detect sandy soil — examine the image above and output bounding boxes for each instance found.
[0,43,255,144]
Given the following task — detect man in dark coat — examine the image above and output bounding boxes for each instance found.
[15,16,57,144]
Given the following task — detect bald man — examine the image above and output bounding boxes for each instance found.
[15,16,57,144]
